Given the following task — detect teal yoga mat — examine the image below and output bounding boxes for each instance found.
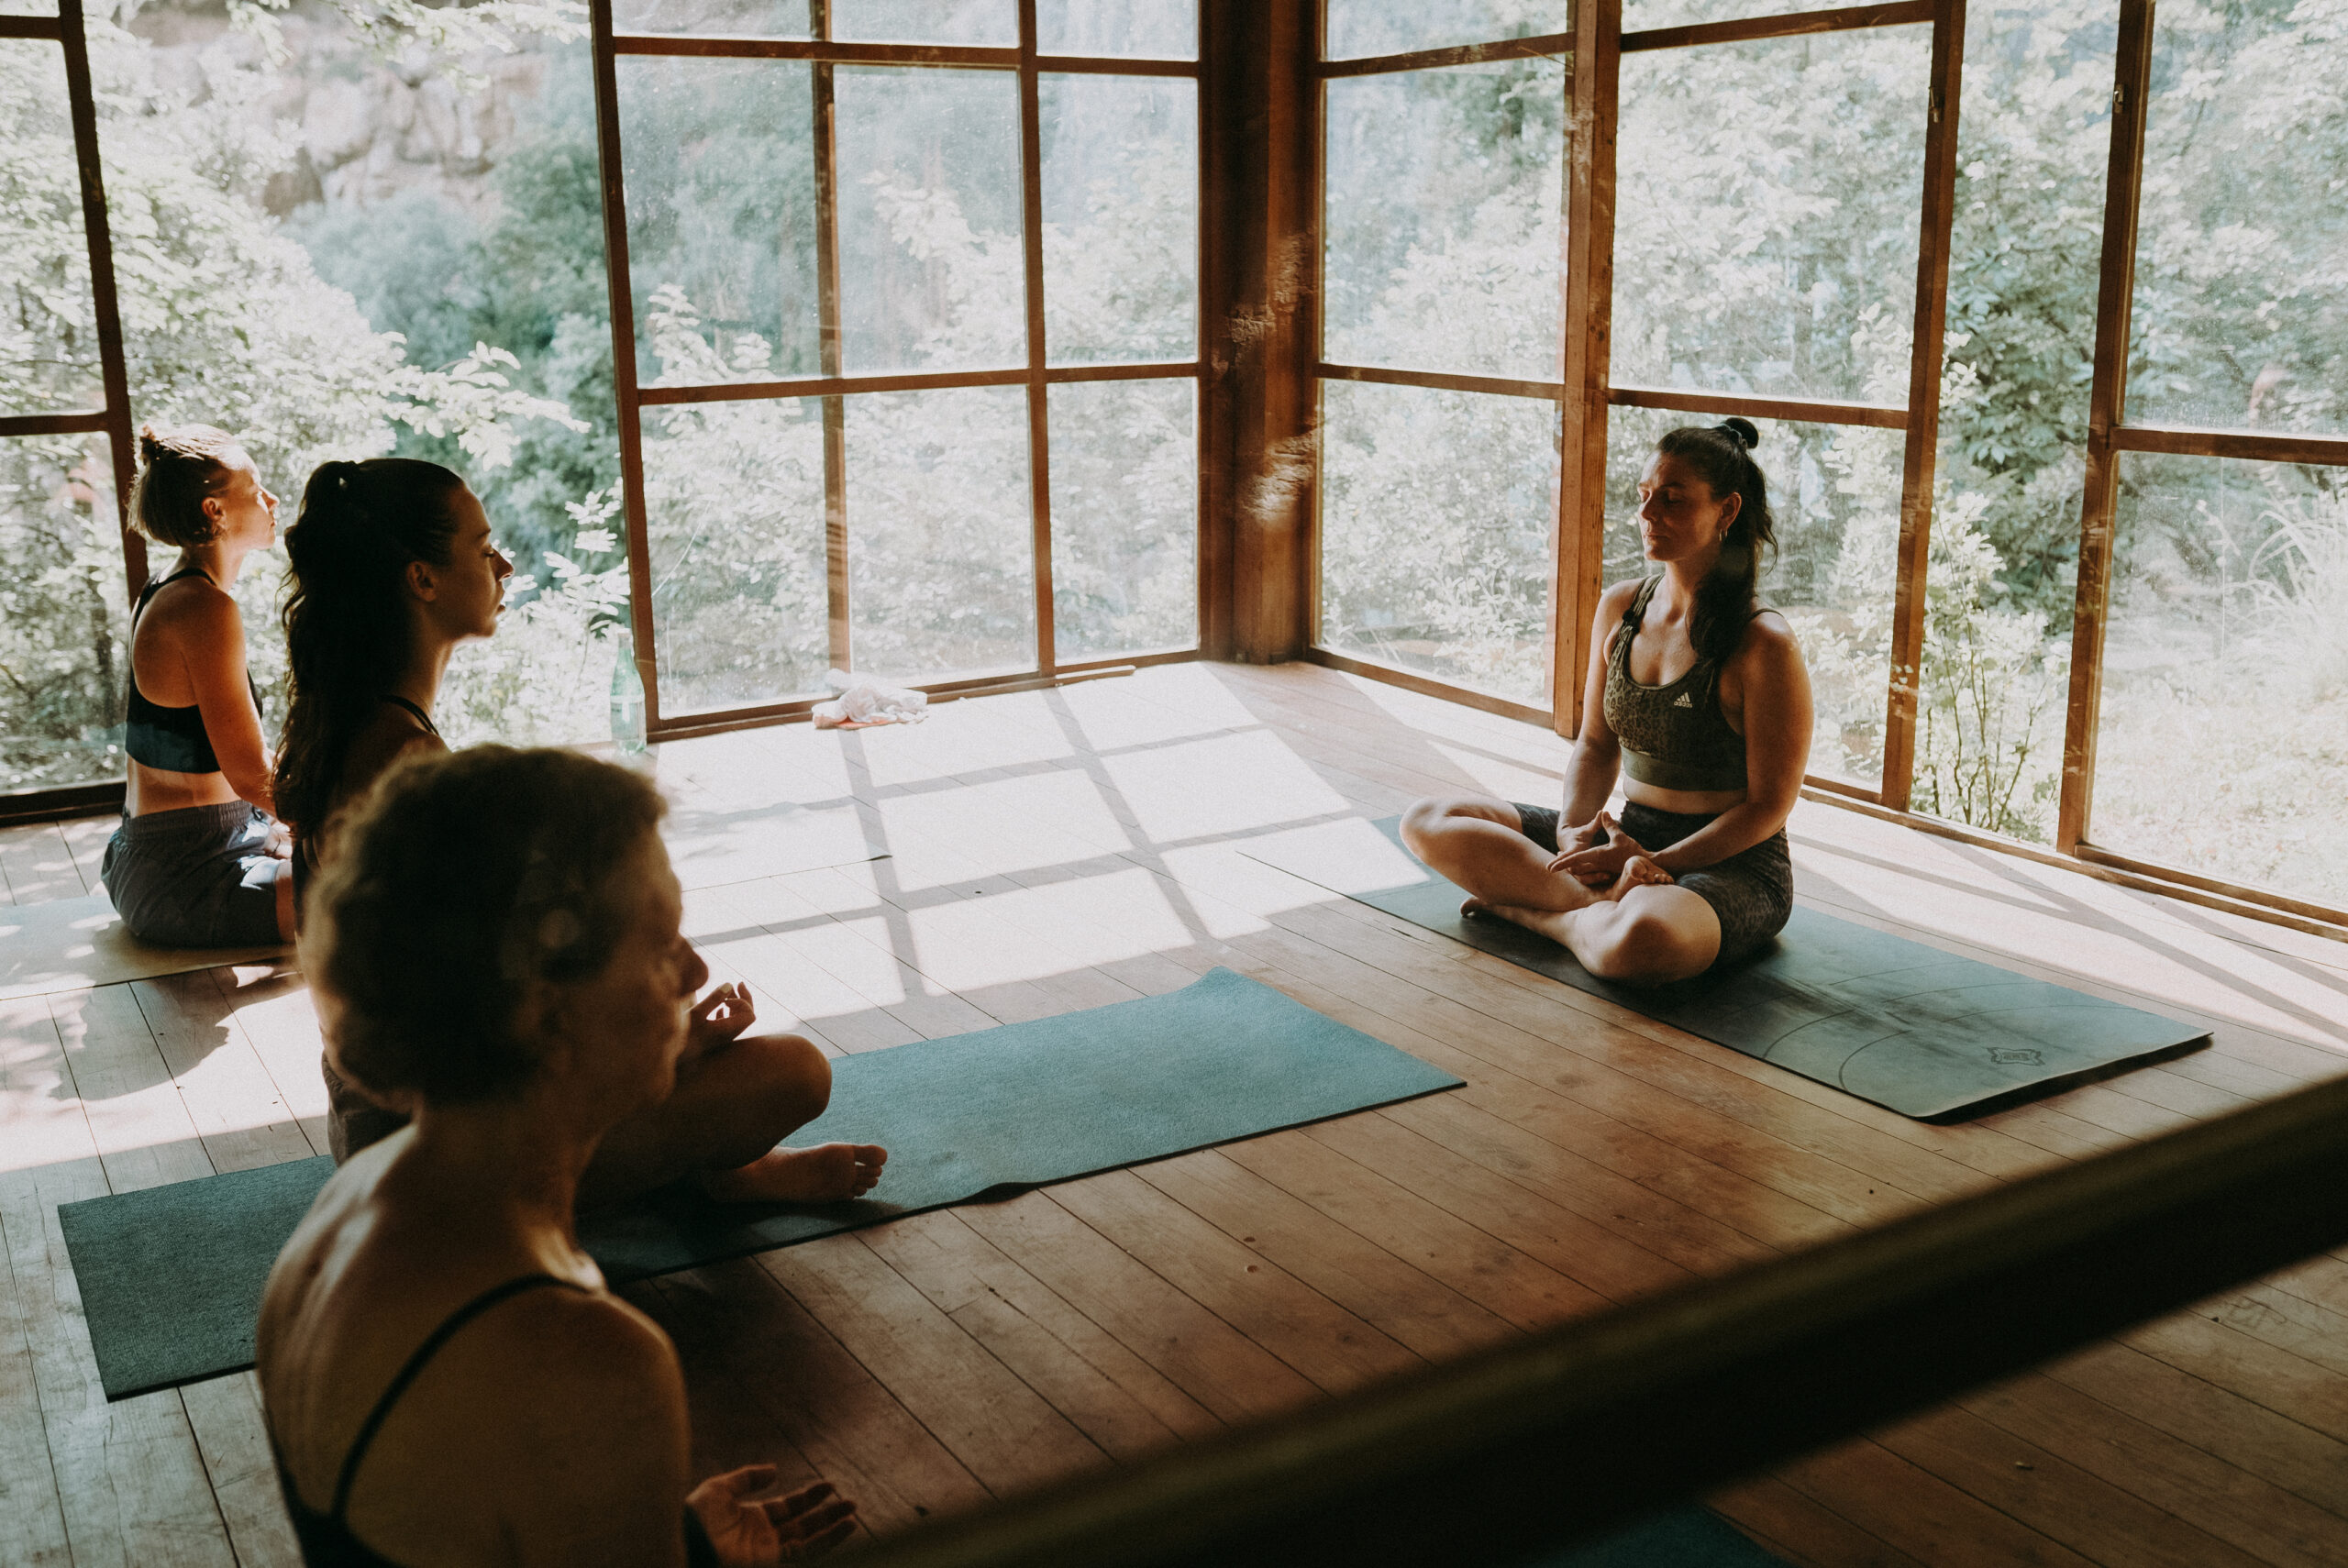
[1536,1508,1788,1566]
[1246,818,2208,1122]
[61,967,1459,1400]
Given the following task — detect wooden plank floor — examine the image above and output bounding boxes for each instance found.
[5,659,2347,1568]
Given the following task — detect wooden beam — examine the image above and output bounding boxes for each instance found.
[0,410,109,438]
[59,0,143,602]
[2109,425,2348,467]
[0,15,64,39]
[1556,0,1621,737]
[809,3,853,676]
[589,0,663,722]
[614,34,1020,66]
[1200,0,1316,665]
[2056,0,2156,855]
[1622,0,1935,54]
[1301,648,1554,727]
[1878,0,1966,812]
[1047,360,1202,383]
[1018,0,1057,674]
[1608,384,1908,430]
[1317,34,1567,79]
[1320,361,1565,402]
[2073,844,2348,931]
[639,368,1025,404]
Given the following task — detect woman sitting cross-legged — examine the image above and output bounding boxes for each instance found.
[1401,418,1813,986]
[272,457,882,1207]
[260,745,858,1567]
[102,425,295,945]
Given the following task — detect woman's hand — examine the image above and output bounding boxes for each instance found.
[1548,812,1646,887]
[687,1469,858,1564]
[686,982,756,1054]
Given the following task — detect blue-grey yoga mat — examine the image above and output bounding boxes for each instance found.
[1246,818,2208,1122]
[60,967,1460,1400]
[1532,1507,1789,1567]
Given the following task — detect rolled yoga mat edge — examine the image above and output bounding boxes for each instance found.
[1242,817,2210,1122]
[60,966,1462,1400]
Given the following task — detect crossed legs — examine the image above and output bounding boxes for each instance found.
[579,1031,885,1210]
[1398,795,1722,986]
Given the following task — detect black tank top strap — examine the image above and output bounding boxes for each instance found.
[377,694,441,740]
[329,1274,587,1522]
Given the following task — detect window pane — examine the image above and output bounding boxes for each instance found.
[1319,381,1557,707]
[831,0,1015,46]
[835,67,1024,374]
[1613,27,1929,404]
[612,0,813,36]
[617,58,820,386]
[1918,0,2114,844]
[642,398,828,715]
[2,39,103,414]
[1605,409,1903,788]
[2091,455,2348,910]
[1324,58,1565,382]
[1,433,125,791]
[1622,0,1807,29]
[1324,1,1568,60]
[846,384,1034,680]
[2128,6,2348,436]
[1049,379,1196,658]
[1038,0,1195,59]
[1041,74,1194,366]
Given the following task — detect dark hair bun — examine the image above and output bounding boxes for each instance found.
[1718,416,1760,451]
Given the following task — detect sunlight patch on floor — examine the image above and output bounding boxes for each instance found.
[904,869,1195,991]
[1100,731,1351,844]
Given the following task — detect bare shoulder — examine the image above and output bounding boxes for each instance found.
[482,1286,684,1438]
[141,573,242,644]
[1598,577,1648,616]
[1741,609,1802,657]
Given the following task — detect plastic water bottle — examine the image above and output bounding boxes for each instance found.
[610,627,648,756]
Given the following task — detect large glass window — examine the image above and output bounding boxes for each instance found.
[2128,2,2348,437]
[2091,454,2348,908]
[604,7,1200,723]
[0,433,126,791]
[1313,27,1568,713]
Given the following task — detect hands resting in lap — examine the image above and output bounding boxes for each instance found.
[1547,812,1677,896]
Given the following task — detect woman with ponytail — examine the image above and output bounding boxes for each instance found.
[277,460,885,1207]
[102,425,294,946]
[1401,418,1813,984]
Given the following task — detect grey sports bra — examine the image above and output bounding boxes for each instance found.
[1600,576,1751,794]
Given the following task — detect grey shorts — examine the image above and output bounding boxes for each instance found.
[1511,800,1793,965]
[100,801,284,947]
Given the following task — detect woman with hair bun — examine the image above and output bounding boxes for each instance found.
[102,425,295,945]
[260,745,858,1567]
[1401,417,1814,984]
[275,458,882,1208]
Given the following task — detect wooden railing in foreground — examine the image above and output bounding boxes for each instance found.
[848,1070,2348,1568]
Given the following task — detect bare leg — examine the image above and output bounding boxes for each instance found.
[580,1032,887,1209]
[1473,858,1722,986]
[1400,795,1605,915]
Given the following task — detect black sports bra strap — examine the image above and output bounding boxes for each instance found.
[378,694,442,739]
[130,564,215,632]
[329,1275,585,1522]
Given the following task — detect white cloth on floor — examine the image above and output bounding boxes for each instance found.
[812,668,929,728]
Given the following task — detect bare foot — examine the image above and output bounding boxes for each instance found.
[700,1143,888,1204]
[1606,855,1675,901]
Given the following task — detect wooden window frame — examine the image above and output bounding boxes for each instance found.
[588,0,1209,740]
[1307,0,1966,756]
[0,0,142,823]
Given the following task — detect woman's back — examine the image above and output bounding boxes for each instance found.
[259,1142,689,1567]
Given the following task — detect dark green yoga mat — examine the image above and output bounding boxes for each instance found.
[60,967,1459,1400]
[1246,818,2208,1122]
[1533,1507,1789,1567]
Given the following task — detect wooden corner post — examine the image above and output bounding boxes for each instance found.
[1878,0,1966,812]
[1555,0,1621,736]
[2056,0,2156,855]
[1199,0,1317,665]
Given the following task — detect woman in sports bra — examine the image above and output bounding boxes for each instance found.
[1401,418,1813,984]
[258,746,858,1567]
[273,458,882,1209]
[101,425,296,946]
